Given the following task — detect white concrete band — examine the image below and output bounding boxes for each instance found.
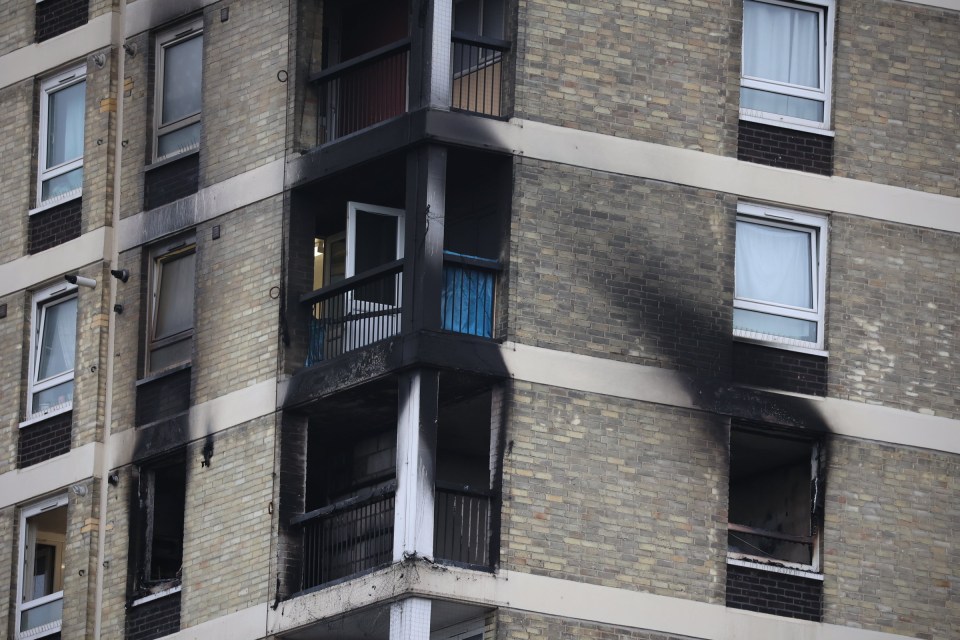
[0,442,100,510]
[0,226,112,298]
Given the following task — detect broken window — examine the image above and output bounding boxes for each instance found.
[728,427,822,569]
[17,495,67,639]
[135,456,186,592]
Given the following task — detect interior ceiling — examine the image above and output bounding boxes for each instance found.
[731,429,810,480]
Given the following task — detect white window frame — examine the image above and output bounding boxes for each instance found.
[36,66,86,209]
[739,0,835,134]
[16,494,68,640]
[153,19,203,162]
[24,282,78,424]
[145,234,196,375]
[734,203,827,354]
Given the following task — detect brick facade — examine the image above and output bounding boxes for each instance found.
[511,158,735,378]
[737,120,833,176]
[35,0,89,43]
[143,154,200,210]
[27,199,83,254]
[725,563,822,622]
[125,592,181,640]
[732,342,828,397]
[17,411,72,468]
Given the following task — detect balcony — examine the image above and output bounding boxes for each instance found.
[293,482,493,590]
[302,254,498,366]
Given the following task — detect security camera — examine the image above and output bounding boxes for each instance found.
[64,274,97,288]
[110,268,129,283]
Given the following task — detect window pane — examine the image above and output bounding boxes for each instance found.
[32,380,74,414]
[741,87,824,122]
[37,297,77,380]
[149,340,192,374]
[734,308,817,343]
[155,252,195,340]
[354,211,399,274]
[157,122,201,158]
[162,35,203,125]
[482,0,505,39]
[20,597,62,632]
[41,167,83,201]
[46,80,85,169]
[455,0,480,33]
[743,0,819,88]
[736,221,813,308]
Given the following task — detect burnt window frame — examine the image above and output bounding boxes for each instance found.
[131,454,187,599]
[727,425,824,575]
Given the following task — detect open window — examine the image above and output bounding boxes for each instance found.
[134,456,186,595]
[739,0,834,132]
[37,66,86,207]
[734,203,827,352]
[26,283,78,421]
[728,427,822,571]
[154,19,203,161]
[146,235,196,375]
[16,495,67,640]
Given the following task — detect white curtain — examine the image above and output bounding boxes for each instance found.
[736,221,812,309]
[47,81,85,168]
[742,0,822,121]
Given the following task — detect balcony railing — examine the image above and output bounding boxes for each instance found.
[434,484,492,567]
[294,482,494,590]
[451,32,510,118]
[302,260,404,366]
[313,38,411,144]
[294,485,396,590]
[441,252,499,339]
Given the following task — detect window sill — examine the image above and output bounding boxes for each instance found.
[29,189,82,216]
[131,584,181,607]
[733,334,828,358]
[16,621,62,640]
[146,147,199,173]
[728,556,823,581]
[19,403,72,429]
[136,362,192,387]
[739,112,835,138]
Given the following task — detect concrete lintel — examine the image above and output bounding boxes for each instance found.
[0,442,101,510]
[0,226,112,298]
[118,158,284,251]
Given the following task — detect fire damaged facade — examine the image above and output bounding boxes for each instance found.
[0,0,957,640]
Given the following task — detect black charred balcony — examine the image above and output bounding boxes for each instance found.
[451,32,510,118]
[293,483,493,590]
[312,38,411,145]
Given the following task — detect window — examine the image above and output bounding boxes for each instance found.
[135,456,186,592]
[154,20,203,161]
[734,203,827,352]
[728,428,822,572]
[431,618,485,640]
[27,283,78,420]
[454,0,505,40]
[146,235,196,375]
[16,495,67,640]
[740,0,834,131]
[37,66,86,207]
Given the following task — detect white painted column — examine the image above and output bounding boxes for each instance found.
[394,370,439,561]
[390,597,432,640]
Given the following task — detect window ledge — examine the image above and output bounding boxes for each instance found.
[16,621,62,640]
[19,403,72,429]
[733,334,828,357]
[727,556,823,580]
[739,112,835,138]
[29,189,82,216]
[136,362,192,387]
[145,147,199,173]
[131,584,181,607]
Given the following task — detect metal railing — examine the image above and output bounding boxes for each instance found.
[302,260,404,366]
[312,38,411,144]
[441,253,499,339]
[451,32,510,117]
[434,484,492,567]
[727,522,814,565]
[295,486,396,590]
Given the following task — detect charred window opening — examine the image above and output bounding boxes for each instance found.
[134,455,186,594]
[728,427,823,570]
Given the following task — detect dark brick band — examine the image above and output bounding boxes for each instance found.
[143,154,200,211]
[125,590,181,640]
[28,198,82,254]
[726,562,822,621]
[732,341,827,397]
[738,120,833,176]
[18,411,72,468]
[35,0,89,42]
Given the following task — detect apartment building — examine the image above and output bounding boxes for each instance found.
[0,0,957,639]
